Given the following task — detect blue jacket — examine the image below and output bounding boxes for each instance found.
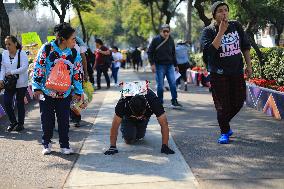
[32,41,83,98]
[175,44,190,64]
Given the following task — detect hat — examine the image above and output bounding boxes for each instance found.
[160,24,170,30]
[211,1,229,18]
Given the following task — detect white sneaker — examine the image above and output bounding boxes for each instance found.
[42,143,52,155]
[60,147,74,155]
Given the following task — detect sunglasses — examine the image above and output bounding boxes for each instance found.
[163,30,170,33]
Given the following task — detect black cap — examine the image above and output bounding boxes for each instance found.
[211,1,229,18]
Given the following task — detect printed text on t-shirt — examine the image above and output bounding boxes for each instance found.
[220,31,241,58]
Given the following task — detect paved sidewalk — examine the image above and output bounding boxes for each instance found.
[136,71,284,189]
[64,70,198,189]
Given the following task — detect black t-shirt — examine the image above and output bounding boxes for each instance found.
[115,90,165,120]
[201,21,251,75]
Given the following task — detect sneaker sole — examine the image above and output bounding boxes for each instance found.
[218,140,229,144]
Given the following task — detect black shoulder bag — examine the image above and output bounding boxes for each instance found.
[4,49,21,91]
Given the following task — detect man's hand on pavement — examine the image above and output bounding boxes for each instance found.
[104,146,118,155]
[161,144,175,155]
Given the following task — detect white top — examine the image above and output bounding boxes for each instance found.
[74,43,87,54]
[141,50,148,61]
[112,52,123,68]
[0,49,29,88]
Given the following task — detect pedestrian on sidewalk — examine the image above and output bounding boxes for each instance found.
[32,23,83,155]
[131,47,142,72]
[104,89,175,155]
[94,39,111,89]
[141,47,149,72]
[85,48,95,86]
[111,46,123,87]
[201,1,252,144]
[147,24,182,107]
[0,36,28,132]
[175,39,191,91]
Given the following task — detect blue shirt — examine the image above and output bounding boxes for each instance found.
[32,41,83,98]
[175,44,190,64]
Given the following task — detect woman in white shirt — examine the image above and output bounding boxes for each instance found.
[111,46,123,87]
[0,36,29,132]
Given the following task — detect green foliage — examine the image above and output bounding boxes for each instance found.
[71,0,152,47]
[190,53,205,68]
[250,47,284,86]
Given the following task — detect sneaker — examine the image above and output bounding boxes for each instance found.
[218,134,229,144]
[42,143,52,155]
[171,99,182,107]
[7,122,18,132]
[227,129,233,137]
[14,124,25,132]
[60,147,74,155]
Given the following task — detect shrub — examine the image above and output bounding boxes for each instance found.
[190,53,205,68]
[250,47,284,86]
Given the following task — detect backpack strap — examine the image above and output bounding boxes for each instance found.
[17,49,21,69]
[15,49,21,78]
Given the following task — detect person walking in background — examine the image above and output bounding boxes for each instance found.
[131,47,142,72]
[141,47,149,72]
[111,46,123,87]
[85,48,95,86]
[147,24,182,107]
[0,36,29,132]
[32,23,83,155]
[201,1,252,144]
[94,39,111,89]
[175,39,191,91]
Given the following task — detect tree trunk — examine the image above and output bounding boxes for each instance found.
[246,29,264,77]
[186,0,192,42]
[149,2,159,34]
[76,6,87,42]
[194,0,211,26]
[275,25,283,46]
[0,2,10,48]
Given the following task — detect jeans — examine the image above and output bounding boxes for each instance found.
[111,67,119,84]
[4,87,27,125]
[120,117,149,143]
[155,64,177,103]
[40,94,71,148]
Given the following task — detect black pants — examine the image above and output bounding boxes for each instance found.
[120,117,149,143]
[96,65,110,88]
[4,87,27,125]
[210,73,246,134]
[87,63,94,85]
[40,95,71,148]
[176,63,189,85]
[133,61,139,71]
